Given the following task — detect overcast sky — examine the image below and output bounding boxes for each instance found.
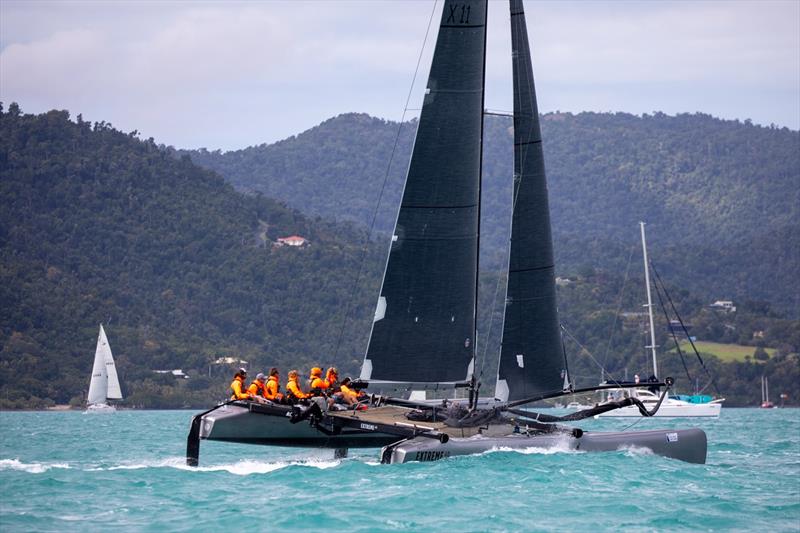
[1,0,798,151]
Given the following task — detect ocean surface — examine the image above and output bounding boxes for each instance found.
[1,408,798,532]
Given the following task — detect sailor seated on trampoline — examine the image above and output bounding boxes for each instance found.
[309,366,341,408]
[246,373,270,404]
[264,367,285,403]
[325,367,339,390]
[230,368,255,401]
[332,377,368,410]
[285,369,312,404]
[308,367,330,394]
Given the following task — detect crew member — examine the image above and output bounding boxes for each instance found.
[230,368,253,400]
[265,367,284,403]
[334,377,367,410]
[325,367,339,391]
[286,369,311,403]
[309,367,329,396]
[247,373,269,403]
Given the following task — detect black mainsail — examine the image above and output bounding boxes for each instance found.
[361,0,488,385]
[495,0,564,401]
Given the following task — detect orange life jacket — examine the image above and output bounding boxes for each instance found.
[286,378,310,400]
[230,376,250,400]
[310,376,329,395]
[340,384,359,402]
[247,380,267,398]
[265,376,283,400]
[325,369,338,387]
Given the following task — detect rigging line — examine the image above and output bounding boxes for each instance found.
[651,266,694,386]
[621,416,647,432]
[650,261,722,396]
[332,0,439,360]
[561,324,625,387]
[600,244,636,370]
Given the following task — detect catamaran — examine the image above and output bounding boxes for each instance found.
[187,0,708,466]
[85,324,122,413]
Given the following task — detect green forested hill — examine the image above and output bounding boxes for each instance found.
[187,112,800,316]
[1,105,797,408]
[0,105,383,408]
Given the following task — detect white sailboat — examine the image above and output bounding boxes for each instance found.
[598,223,723,418]
[760,376,775,408]
[85,324,122,413]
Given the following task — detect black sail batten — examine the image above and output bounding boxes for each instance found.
[495,0,563,401]
[361,0,488,385]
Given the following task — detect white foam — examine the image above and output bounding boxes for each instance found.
[618,445,656,458]
[0,458,71,474]
[484,444,579,456]
[86,456,340,476]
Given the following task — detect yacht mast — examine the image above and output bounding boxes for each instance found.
[640,222,658,379]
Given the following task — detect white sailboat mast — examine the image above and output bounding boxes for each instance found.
[640,222,658,379]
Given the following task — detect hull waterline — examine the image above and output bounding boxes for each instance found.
[84,403,116,414]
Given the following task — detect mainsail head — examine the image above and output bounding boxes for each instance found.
[361,0,488,386]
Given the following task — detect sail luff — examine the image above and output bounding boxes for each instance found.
[361,0,488,385]
[495,0,563,401]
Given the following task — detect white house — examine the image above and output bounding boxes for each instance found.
[276,235,308,247]
[710,300,736,312]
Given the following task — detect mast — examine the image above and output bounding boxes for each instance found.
[640,221,659,379]
[473,0,489,387]
[361,0,488,386]
[495,0,563,402]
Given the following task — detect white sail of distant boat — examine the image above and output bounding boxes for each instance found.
[761,376,775,408]
[85,324,122,413]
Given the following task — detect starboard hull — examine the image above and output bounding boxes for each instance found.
[385,427,707,464]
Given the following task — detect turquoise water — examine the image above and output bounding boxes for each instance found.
[1,409,798,532]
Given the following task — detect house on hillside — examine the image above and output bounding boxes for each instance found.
[710,300,736,313]
[153,369,189,379]
[276,235,309,248]
[209,357,249,378]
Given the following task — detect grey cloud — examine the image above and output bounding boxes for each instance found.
[1,0,797,150]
